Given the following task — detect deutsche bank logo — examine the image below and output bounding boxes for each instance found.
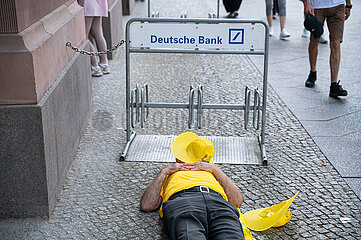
[229,29,244,44]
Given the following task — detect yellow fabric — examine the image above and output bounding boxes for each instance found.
[171,132,215,163]
[244,191,299,231]
[273,209,291,227]
[238,209,257,240]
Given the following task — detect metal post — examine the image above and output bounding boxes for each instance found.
[125,23,131,142]
[148,0,151,18]
[217,0,220,18]
[197,86,203,129]
[131,89,135,128]
[253,88,261,130]
[141,86,145,128]
[244,86,251,130]
[188,86,194,129]
[145,84,149,121]
[260,23,269,165]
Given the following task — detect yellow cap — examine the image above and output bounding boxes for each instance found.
[171,132,215,163]
[244,191,300,231]
[273,208,291,228]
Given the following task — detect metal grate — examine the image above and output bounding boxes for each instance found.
[126,135,261,164]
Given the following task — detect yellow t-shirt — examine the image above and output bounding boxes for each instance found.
[159,170,227,218]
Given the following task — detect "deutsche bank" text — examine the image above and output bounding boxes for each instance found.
[150,35,223,45]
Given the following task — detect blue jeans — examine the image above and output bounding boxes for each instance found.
[162,190,244,240]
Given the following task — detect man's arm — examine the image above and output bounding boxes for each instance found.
[345,0,351,20]
[140,163,192,212]
[188,162,243,208]
[302,0,314,16]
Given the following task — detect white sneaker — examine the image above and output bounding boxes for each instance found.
[269,26,273,36]
[99,63,111,74]
[280,30,290,40]
[320,34,328,44]
[302,28,309,38]
[91,66,103,77]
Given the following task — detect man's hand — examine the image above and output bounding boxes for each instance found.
[162,163,194,175]
[303,0,314,16]
[186,162,218,174]
[345,8,351,20]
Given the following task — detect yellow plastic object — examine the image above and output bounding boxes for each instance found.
[171,132,215,163]
[238,209,256,240]
[273,208,291,227]
[244,191,300,231]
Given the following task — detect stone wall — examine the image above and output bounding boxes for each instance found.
[0,0,92,218]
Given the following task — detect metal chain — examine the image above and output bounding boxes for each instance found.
[66,40,125,56]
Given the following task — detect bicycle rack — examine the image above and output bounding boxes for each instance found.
[147,0,220,18]
[121,18,270,165]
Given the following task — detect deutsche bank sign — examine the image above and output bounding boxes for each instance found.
[130,22,265,51]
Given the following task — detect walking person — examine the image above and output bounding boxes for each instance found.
[265,0,290,39]
[303,0,352,97]
[79,0,111,77]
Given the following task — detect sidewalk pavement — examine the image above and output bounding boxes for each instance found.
[0,0,360,239]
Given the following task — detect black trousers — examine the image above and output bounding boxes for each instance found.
[162,189,244,240]
[223,0,242,13]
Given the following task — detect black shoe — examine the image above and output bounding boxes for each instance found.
[227,11,238,18]
[305,72,317,87]
[329,81,347,97]
[305,71,317,87]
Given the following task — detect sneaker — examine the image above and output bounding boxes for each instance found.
[99,63,111,74]
[302,28,309,38]
[329,81,347,97]
[305,71,317,87]
[280,30,290,40]
[91,66,103,77]
[269,26,273,36]
[320,34,328,44]
[227,11,238,18]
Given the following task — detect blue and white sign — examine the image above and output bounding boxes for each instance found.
[228,29,244,44]
[130,22,265,51]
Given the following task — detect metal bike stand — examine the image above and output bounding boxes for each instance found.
[121,18,269,165]
[147,0,220,18]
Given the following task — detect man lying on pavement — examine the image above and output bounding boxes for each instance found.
[140,132,245,240]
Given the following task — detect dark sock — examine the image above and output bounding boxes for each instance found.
[331,82,337,86]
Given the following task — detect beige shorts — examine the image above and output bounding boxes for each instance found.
[314,4,345,42]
